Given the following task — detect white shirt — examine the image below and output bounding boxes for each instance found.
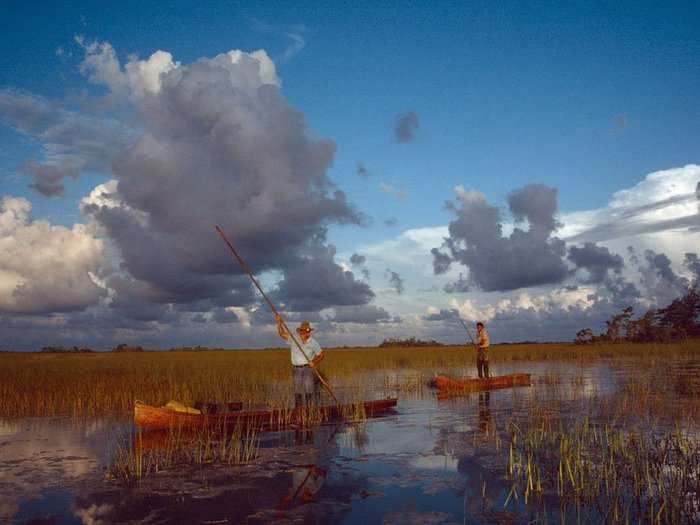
[289,337,323,366]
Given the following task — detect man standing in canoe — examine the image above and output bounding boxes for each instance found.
[476,322,490,379]
[276,315,325,407]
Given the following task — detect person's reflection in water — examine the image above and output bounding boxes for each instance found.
[477,391,492,434]
[295,426,315,445]
[456,394,500,524]
[278,424,337,514]
[282,464,328,507]
[458,456,495,523]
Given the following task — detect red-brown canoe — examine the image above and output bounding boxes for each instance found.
[134,398,398,431]
[430,373,531,394]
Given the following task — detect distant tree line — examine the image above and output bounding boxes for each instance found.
[40,346,94,353]
[112,343,144,352]
[168,345,217,352]
[39,344,146,352]
[576,286,700,344]
[379,337,444,348]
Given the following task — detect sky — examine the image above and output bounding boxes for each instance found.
[1,1,699,350]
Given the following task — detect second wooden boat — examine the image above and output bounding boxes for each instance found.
[135,398,398,431]
[429,373,531,394]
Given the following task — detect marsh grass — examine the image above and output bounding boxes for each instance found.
[108,419,263,486]
[491,368,700,522]
[107,401,374,485]
[1,340,698,418]
[5,341,699,518]
[504,418,700,522]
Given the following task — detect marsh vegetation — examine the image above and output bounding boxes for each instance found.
[2,340,698,418]
[493,367,700,522]
[2,342,699,522]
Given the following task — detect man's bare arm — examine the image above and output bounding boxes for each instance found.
[276,315,290,341]
[311,347,324,366]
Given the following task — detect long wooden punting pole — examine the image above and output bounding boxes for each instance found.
[458,317,478,348]
[214,225,340,405]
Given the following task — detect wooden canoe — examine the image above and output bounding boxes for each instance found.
[430,373,531,395]
[134,398,398,431]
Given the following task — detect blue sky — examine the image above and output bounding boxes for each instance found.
[1,1,699,349]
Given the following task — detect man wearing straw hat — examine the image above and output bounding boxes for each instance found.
[276,315,325,407]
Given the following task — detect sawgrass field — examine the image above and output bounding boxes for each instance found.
[3,340,700,521]
[2,340,698,418]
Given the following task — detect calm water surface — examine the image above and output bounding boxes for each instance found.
[1,359,697,524]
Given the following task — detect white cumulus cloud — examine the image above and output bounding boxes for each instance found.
[125,50,179,97]
[76,37,278,101]
[450,287,595,323]
[0,197,106,313]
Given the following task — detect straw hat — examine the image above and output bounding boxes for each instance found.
[297,321,314,332]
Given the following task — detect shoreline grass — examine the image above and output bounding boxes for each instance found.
[494,367,700,522]
[1,340,698,418]
[108,420,263,486]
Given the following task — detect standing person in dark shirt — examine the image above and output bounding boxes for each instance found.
[475,322,490,379]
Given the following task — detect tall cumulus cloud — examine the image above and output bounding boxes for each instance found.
[75,43,372,313]
[1,41,375,330]
[433,184,568,292]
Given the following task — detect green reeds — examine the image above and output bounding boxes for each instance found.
[108,419,262,486]
[505,417,699,522]
[3,340,698,418]
[493,367,700,523]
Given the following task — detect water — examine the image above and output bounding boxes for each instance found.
[1,359,698,524]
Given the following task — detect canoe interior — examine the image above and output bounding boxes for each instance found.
[430,373,531,397]
[135,398,398,432]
